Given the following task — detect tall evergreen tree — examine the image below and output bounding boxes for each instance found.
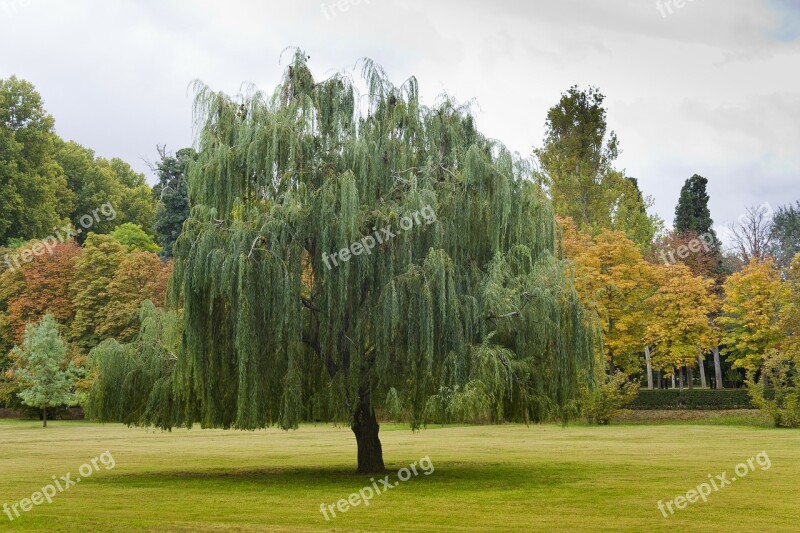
[674,174,716,240]
[89,53,597,473]
[152,147,194,258]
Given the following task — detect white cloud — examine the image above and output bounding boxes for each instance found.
[1,0,797,242]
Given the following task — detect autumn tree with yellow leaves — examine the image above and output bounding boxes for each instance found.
[562,220,655,375]
[718,259,790,376]
[645,263,718,389]
[746,254,800,426]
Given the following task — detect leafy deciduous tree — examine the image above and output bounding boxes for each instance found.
[645,263,718,387]
[535,87,658,247]
[0,77,69,245]
[718,259,789,375]
[0,241,81,349]
[70,234,125,351]
[97,251,171,343]
[770,201,800,270]
[112,223,161,253]
[566,225,655,375]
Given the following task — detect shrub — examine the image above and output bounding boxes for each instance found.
[584,371,639,424]
[748,351,800,428]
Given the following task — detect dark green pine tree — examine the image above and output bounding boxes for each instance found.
[152,147,195,258]
[674,174,716,239]
[88,52,598,473]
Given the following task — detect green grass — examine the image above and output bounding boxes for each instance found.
[0,418,798,531]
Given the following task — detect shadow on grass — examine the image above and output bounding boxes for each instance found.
[92,461,597,493]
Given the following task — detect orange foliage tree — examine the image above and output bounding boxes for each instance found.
[1,241,81,346]
[97,252,171,343]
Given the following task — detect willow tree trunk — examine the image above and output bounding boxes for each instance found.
[43,407,47,428]
[644,346,653,390]
[713,346,724,389]
[352,389,385,474]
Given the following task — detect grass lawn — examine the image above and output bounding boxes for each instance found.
[0,415,798,531]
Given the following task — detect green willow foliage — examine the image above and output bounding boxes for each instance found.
[87,301,182,427]
[90,51,597,431]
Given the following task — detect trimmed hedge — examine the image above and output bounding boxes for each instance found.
[626,389,756,410]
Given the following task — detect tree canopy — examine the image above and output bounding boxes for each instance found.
[719,259,789,375]
[89,52,598,473]
[534,86,659,247]
[0,76,68,244]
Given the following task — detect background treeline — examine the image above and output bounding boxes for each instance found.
[534,86,800,424]
[0,77,192,407]
[1,74,799,426]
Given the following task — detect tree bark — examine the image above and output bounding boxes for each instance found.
[687,365,694,390]
[351,389,385,474]
[644,346,653,390]
[713,346,724,389]
[43,407,47,428]
[697,354,707,389]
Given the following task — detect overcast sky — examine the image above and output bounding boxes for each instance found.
[2,0,798,241]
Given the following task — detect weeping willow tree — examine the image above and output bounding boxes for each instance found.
[89,51,597,473]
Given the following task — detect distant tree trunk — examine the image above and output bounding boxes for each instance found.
[644,346,653,390]
[712,346,724,389]
[657,371,662,389]
[43,407,47,428]
[697,352,707,389]
[352,389,385,474]
[687,365,694,390]
[671,371,676,389]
